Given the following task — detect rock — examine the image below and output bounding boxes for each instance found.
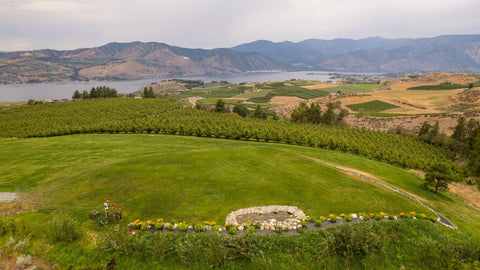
[351,214,358,219]
[238,226,244,231]
[89,210,101,220]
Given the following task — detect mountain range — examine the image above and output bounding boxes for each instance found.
[232,35,480,73]
[0,42,282,84]
[1,35,480,84]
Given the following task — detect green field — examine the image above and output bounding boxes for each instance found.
[321,84,380,93]
[347,100,400,112]
[1,134,480,268]
[0,134,430,223]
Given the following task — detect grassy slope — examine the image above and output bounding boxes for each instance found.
[1,134,434,225]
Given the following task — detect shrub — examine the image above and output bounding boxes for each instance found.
[346,215,353,222]
[248,226,255,233]
[212,225,219,232]
[48,220,79,243]
[13,238,28,251]
[140,223,148,230]
[315,220,323,227]
[428,216,437,223]
[388,215,395,220]
[253,222,262,229]
[179,223,188,232]
[154,222,163,230]
[374,214,382,221]
[16,254,33,269]
[300,220,308,228]
[194,224,205,233]
[228,226,237,235]
[330,216,337,223]
[167,223,174,231]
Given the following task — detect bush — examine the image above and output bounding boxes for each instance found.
[253,222,262,229]
[374,214,382,221]
[228,226,237,235]
[167,223,174,231]
[315,220,323,227]
[154,222,163,230]
[330,216,337,223]
[48,220,79,243]
[211,225,219,232]
[300,220,308,228]
[346,215,353,222]
[194,224,205,233]
[248,226,256,233]
[179,223,188,232]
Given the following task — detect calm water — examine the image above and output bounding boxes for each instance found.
[0,71,337,102]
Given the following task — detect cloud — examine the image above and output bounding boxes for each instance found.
[0,0,479,51]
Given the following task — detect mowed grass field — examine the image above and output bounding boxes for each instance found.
[1,134,436,226]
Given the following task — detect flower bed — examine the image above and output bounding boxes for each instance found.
[128,211,437,235]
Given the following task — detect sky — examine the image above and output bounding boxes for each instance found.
[0,0,479,51]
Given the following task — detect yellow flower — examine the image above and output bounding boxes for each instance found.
[420,213,427,218]
[380,212,386,216]
[211,221,216,225]
[328,214,335,218]
[157,218,163,223]
[133,219,140,225]
[320,216,326,221]
[369,213,374,217]
[146,220,153,225]
[400,212,405,216]
[340,213,345,217]
[247,220,252,224]
[410,212,416,216]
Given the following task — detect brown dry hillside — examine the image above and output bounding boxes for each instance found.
[380,73,480,90]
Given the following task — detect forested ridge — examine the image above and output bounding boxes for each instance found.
[0,98,455,170]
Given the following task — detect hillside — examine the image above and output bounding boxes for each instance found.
[0,42,283,84]
[233,35,480,73]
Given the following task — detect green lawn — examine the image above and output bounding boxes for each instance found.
[1,134,431,225]
[321,83,381,94]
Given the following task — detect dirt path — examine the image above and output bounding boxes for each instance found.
[0,192,16,202]
[286,152,457,229]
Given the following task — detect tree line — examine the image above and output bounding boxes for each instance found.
[290,101,349,125]
[73,86,118,100]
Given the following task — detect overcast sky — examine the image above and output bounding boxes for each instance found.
[1,0,479,51]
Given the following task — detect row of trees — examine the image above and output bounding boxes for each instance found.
[290,101,349,125]
[201,99,279,120]
[0,98,456,172]
[72,86,118,100]
[418,116,480,193]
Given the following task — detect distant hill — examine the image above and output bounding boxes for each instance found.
[0,42,283,84]
[233,35,480,73]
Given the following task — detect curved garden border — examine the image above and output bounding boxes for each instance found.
[295,154,457,229]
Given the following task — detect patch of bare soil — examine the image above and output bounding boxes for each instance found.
[345,113,480,136]
[449,182,480,210]
[381,73,480,91]
[269,96,306,105]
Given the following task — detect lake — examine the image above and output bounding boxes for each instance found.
[0,71,338,102]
